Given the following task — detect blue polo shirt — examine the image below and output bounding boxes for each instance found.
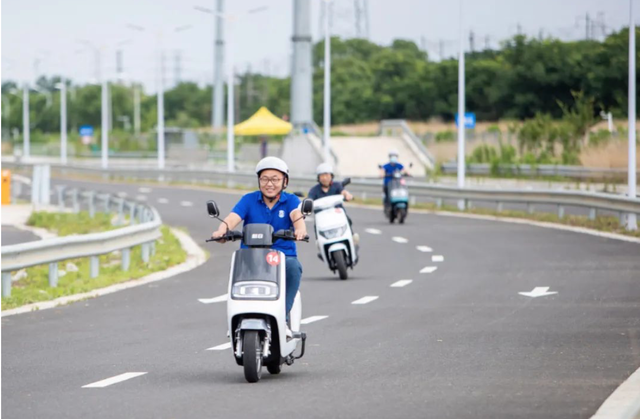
[231,191,301,257]
[382,162,404,185]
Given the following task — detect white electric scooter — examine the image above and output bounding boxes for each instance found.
[205,198,313,383]
[313,179,359,280]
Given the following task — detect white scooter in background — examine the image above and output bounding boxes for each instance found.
[205,198,313,383]
[313,178,359,280]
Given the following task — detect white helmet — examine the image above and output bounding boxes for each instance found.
[388,149,399,157]
[316,163,334,176]
[256,157,289,177]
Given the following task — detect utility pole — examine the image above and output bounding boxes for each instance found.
[469,30,475,52]
[174,50,182,86]
[628,0,637,230]
[22,83,30,159]
[457,0,466,210]
[133,84,141,137]
[213,0,225,133]
[323,0,332,163]
[291,0,313,128]
[586,12,591,40]
[60,77,67,164]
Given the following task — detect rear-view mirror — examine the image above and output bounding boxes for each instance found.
[342,177,351,187]
[206,200,220,218]
[301,198,314,215]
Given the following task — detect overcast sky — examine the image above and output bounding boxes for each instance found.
[1,0,632,91]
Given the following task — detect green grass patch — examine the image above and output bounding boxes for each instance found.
[27,211,118,236]
[2,225,186,310]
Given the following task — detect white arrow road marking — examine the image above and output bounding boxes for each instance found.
[301,315,329,325]
[135,195,147,201]
[157,198,169,204]
[198,294,227,304]
[180,201,193,207]
[138,187,152,193]
[352,296,379,305]
[207,342,232,351]
[420,266,438,274]
[391,279,413,288]
[82,372,147,388]
[365,228,382,235]
[392,237,408,243]
[416,246,433,253]
[519,287,558,298]
[432,255,444,262]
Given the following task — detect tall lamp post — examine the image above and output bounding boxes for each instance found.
[194,5,268,172]
[322,0,333,164]
[628,0,638,231]
[457,0,466,210]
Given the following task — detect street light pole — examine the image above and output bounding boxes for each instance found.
[213,0,225,133]
[101,78,109,169]
[158,47,166,170]
[457,0,466,210]
[628,0,637,230]
[226,21,235,172]
[22,83,30,160]
[60,78,68,164]
[323,0,332,164]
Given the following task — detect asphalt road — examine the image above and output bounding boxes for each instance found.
[1,226,40,246]
[2,178,640,419]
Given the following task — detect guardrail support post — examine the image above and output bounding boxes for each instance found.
[103,194,111,213]
[2,272,12,297]
[48,263,58,287]
[589,208,596,221]
[467,200,473,210]
[116,198,125,225]
[527,203,534,215]
[87,191,96,218]
[71,189,79,213]
[436,198,443,209]
[122,248,131,271]
[137,205,145,223]
[90,256,99,278]
[558,205,565,219]
[129,203,136,225]
[56,185,66,209]
[141,243,150,263]
[410,196,416,206]
[497,202,503,212]
[361,192,367,201]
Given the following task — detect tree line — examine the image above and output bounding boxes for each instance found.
[1,27,637,139]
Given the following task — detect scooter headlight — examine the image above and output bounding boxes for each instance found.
[231,281,279,300]
[319,225,348,239]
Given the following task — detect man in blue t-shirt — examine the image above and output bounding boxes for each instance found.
[211,157,307,329]
[380,149,409,206]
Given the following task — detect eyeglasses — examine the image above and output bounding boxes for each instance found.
[259,177,283,185]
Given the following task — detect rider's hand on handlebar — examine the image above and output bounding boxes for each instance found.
[211,228,228,243]
[294,228,308,241]
[344,191,354,202]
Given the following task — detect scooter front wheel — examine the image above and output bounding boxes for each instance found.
[242,330,263,383]
[334,250,349,280]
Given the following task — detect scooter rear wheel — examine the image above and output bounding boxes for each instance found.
[243,330,263,383]
[398,208,407,224]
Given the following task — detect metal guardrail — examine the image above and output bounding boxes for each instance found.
[4,162,639,231]
[379,119,436,170]
[1,177,162,298]
[440,162,633,181]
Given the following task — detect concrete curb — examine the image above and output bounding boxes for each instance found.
[590,366,640,419]
[1,227,207,317]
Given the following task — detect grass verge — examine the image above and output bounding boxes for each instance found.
[2,212,186,310]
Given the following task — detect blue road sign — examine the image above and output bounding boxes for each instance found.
[79,125,94,136]
[455,113,476,129]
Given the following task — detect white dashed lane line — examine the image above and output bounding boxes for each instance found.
[138,187,152,193]
[301,315,329,325]
[416,246,432,253]
[207,342,232,351]
[82,372,147,388]
[392,237,408,244]
[180,201,194,207]
[420,266,438,274]
[157,198,169,204]
[365,228,382,235]
[117,192,128,198]
[198,294,227,304]
[432,255,444,262]
[135,195,147,201]
[390,280,413,288]
[351,296,379,305]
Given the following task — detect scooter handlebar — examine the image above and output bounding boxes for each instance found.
[206,231,242,243]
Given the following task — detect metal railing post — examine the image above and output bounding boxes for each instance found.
[71,189,79,213]
[2,272,12,297]
[558,205,565,219]
[589,208,596,221]
[48,263,58,287]
[87,191,96,218]
[90,256,100,278]
[56,185,66,209]
[122,248,131,271]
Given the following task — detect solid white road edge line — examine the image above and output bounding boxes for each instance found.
[590,366,640,419]
[352,296,379,305]
[1,227,207,317]
[420,266,438,274]
[391,280,413,287]
[432,255,444,262]
[301,315,329,324]
[198,294,228,304]
[207,342,232,351]
[82,372,147,388]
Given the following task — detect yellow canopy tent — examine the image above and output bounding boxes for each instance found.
[234,106,292,136]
